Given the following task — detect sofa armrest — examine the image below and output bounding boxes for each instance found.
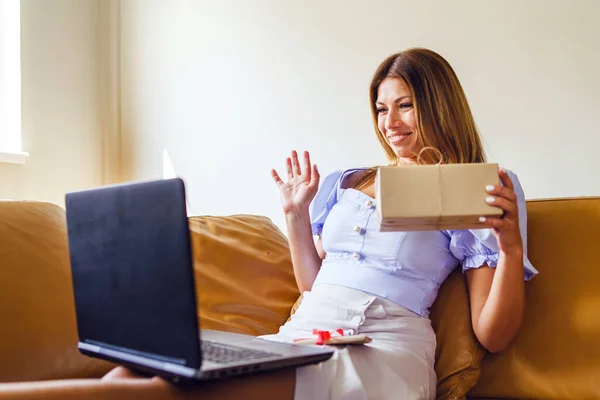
[0,367,295,400]
[0,378,194,400]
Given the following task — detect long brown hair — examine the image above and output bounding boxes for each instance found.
[353,48,486,190]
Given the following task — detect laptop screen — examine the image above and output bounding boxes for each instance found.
[65,178,201,369]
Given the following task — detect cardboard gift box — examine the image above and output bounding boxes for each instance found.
[375,163,503,231]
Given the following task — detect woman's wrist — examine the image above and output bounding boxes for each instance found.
[284,207,310,220]
[500,247,524,262]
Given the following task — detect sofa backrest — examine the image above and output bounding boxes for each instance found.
[468,197,600,399]
[188,214,300,336]
[2,196,598,398]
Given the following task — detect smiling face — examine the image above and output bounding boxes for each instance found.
[375,77,422,163]
[370,49,487,167]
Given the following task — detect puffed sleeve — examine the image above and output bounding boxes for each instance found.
[309,170,343,236]
[448,169,539,281]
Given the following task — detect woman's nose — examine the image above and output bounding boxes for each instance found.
[385,110,401,130]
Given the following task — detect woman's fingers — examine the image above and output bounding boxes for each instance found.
[481,170,523,251]
[485,184,517,203]
[480,216,506,231]
[302,151,312,181]
[485,177,518,219]
[485,195,517,215]
[271,169,284,186]
[308,163,320,189]
[279,150,314,184]
[286,157,293,180]
[291,150,302,177]
[498,168,514,191]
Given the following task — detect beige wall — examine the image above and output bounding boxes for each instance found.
[119,0,600,231]
[0,0,104,205]
[4,1,598,231]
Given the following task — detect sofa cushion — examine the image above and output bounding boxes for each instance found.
[0,201,114,382]
[468,197,600,399]
[188,214,299,336]
[430,268,486,400]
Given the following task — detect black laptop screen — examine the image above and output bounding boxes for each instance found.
[65,178,201,369]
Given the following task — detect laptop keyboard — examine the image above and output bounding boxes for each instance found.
[201,340,281,364]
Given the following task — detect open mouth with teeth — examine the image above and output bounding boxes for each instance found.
[387,132,413,145]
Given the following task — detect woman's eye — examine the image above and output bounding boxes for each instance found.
[376,108,387,114]
[399,103,413,109]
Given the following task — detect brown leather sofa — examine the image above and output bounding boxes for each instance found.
[0,197,599,400]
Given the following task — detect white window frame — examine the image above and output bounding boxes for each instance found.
[1,0,28,164]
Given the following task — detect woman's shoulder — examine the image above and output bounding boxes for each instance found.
[319,166,371,188]
[322,166,372,177]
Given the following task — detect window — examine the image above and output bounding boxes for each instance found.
[1,0,27,163]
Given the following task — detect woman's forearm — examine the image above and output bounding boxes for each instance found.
[285,211,322,293]
[476,250,525,353]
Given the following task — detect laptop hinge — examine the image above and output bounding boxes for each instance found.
[79,342,197,378]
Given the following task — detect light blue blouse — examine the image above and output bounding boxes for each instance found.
[310,167,539,317]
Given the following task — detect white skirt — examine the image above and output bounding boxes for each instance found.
[259,284,437,400]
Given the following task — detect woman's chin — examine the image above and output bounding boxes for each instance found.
[391,147,421,164]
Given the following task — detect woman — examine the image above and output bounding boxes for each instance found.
[104,48,538,400]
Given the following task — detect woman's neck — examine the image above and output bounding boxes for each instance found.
[395,156,418,166]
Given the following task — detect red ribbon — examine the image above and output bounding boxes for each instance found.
[312,329,345,345]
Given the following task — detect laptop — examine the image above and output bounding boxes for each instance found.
[64,177,333,383]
